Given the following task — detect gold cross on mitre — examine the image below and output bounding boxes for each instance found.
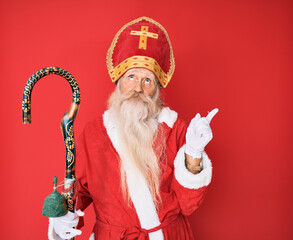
[130,26,158,50]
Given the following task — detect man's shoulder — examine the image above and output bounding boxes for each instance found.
[158,107,178,128]
[80,114,106,140]
[159,107,187,130]
[83,116,102,129]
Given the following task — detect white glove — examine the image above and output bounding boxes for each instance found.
[185,108,219,158]
[51,210,84,239]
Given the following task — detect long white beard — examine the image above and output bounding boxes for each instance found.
[108,87,164,207]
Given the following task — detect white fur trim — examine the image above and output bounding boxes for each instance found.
[48,218,63,240]
[158,107,178,128]
[103,110,164,240]
[174,145,212,189]
[103,110,119,150]
[89,232,95,240]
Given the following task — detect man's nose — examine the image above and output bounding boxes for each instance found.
[133,79,143,93]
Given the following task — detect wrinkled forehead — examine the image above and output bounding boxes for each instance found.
[124,68,156,79]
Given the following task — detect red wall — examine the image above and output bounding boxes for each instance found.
[1,0,292,239]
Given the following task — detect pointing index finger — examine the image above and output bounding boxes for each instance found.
[206,108,219,123]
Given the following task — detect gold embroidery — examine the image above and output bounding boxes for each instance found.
[109,56,169,88]
[130,26,158,50]
[106,16,175,88]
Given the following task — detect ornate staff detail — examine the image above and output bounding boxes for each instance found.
[22,67,80,227]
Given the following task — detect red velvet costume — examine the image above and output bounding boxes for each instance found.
[48,17,213,240]
[75,107,212,240]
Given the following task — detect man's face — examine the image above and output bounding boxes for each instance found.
[120,68,158,98]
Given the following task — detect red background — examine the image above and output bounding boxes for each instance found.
[0,0,292,239]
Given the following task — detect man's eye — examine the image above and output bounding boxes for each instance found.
[144,78,151,84]
[128,75,134,80]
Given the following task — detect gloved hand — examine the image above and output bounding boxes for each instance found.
[185,108,219,159]
[51,209,84,239]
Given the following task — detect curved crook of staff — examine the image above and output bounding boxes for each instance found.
[22,66,80,239]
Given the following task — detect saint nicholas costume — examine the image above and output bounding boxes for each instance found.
[48,17,213,240]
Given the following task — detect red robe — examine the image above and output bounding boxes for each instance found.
[74,107,212,240]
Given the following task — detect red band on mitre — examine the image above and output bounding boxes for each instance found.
[106,16,175,88]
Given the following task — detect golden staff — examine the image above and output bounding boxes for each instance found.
[22,66,80,240]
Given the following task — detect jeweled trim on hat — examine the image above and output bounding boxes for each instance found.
[106,16,175,88]
[109,56,169,88]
